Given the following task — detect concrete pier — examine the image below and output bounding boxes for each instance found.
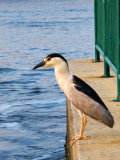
[66,58,120,160]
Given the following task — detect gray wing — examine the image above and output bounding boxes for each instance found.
[69,85,114,128]
[73,75,108,110]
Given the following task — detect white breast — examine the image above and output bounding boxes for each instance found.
[55,71,73,97]
[54,59,73,97]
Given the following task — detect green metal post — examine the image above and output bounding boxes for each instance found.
[94,0,100,62]
[103,0,110,77]
[95,49,100,62]
[104,60,110,77]
[116,0,120,100]
[114,75,120,101]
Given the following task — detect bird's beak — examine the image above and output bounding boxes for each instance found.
[32,61,45,70]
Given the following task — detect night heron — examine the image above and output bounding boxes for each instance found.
[33,53,114,147]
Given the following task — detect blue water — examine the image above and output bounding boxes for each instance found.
[0,0,94,159]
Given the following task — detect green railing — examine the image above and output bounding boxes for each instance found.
[94,0,120,101]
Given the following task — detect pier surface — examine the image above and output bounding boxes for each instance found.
[67,58,120,160]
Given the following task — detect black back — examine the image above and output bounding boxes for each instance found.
[46,53,68,65]
[73,75,108,111]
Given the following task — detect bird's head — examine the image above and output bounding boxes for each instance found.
[33,53,68,70]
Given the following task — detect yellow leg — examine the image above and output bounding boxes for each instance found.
[70,111,89,147]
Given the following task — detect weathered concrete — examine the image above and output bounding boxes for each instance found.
[67,58,120,160]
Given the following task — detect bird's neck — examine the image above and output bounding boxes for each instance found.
[55,62,69,75]
[54,63,72,96]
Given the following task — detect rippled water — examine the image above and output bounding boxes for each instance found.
[0,0,94,159]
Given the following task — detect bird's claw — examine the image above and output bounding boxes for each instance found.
[69,135,90,147]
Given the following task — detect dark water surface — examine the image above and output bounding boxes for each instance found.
[0,0,94,159]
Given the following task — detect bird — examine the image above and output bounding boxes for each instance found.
[33,53,114,147]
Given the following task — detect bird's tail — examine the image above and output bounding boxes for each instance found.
[100,109,114,128]
[89,106,114,128]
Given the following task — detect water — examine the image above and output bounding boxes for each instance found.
[0,0,94,159]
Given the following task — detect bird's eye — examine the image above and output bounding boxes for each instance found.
[47,57,51,61]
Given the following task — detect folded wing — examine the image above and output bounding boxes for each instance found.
[68,75,114,128]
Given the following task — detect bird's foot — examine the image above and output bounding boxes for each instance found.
[69,135,89,147]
